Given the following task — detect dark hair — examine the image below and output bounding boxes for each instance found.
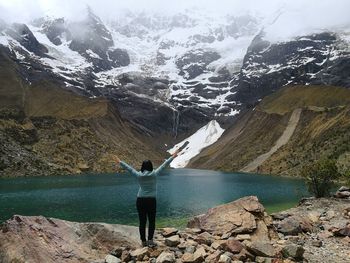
[141,160,153,172]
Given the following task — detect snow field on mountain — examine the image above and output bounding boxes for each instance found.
[28,26,92,81]
[168,120,225,168]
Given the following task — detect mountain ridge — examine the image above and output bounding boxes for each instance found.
[189,85,350,176]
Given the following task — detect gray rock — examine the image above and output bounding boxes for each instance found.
[105,254,121,263]
[338,186,350,192]
[156,251,176,263]
[185,246,196,254]
[282,244,304,260]
[276,217,302,235]
[165,235,181,247]
[247,241,275,257]
[218,254,231,263]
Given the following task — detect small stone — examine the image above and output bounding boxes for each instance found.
[130,247,149,261]
[165,235,181,247]
[223,239,244,254]
[255,256,273,263]
[307,211,321,223]
[311,240,322,247]
[211,240,226,250]
[105,254,121,263]
[185,228,202,234]
[112,247,124,258]
[181,248,205,263]
[218,254,231,263]
[282,244,304,260]
[205,250,222,262]
[334,227,350,237]
[194,246,207,258]
[276,218,302,236]
[162,228,178,237]
[224,251,234,258]
[121,250,131,262]
[271,212,291,220]
[318,230,333,238]
[195,232,213,245]
[221,232,231,239]
[185,246,196,254]
[325,210,335,220]
[178,240,198,249]
[150,249,163,258]
[342,236,350,244]
[175,251,183,258]
[156,251,176,263]
[233,248,254,261]
[338,186,350,192]
[247,241,275,257]
[335,191,350,198]
[235,234,251,241]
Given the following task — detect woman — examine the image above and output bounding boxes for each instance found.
[113,150,179,247]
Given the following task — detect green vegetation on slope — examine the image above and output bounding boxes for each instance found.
[259,85,350,114]
[190,85,350,177]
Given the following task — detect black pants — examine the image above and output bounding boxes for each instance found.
[136,197,156,242]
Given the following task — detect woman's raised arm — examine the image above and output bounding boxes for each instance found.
[154,149,180,175]
[112,155,139,176]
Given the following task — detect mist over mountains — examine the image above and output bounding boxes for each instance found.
[0,0,350,176]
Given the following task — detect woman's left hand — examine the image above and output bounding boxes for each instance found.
[172,149,180,158]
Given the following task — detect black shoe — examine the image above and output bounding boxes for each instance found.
[147,240,157,248]
[141,241,148,247]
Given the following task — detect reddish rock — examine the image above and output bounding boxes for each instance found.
[223,239,244,254]
[334,227,350,237]
[161,227,178,237]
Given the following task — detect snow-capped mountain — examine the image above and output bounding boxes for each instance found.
[0,7,349,141]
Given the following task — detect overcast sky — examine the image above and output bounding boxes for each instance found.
[0,0,349,33]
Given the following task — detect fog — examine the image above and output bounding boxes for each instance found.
[0,0,349,39]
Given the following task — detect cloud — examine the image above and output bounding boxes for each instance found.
[0,0,349,36]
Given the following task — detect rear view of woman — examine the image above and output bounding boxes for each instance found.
[113,150,179,247]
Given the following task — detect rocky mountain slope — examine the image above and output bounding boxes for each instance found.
[0,7,350,175]
[189,85,350,176]
[1,8,349,133]
[0,47,164,177]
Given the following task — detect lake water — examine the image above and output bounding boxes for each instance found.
[0,169,308,227]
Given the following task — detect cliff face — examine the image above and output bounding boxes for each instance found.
[189,85,350,176]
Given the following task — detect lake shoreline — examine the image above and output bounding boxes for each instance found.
[1,196,349,263]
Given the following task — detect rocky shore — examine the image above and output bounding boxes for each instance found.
[0,195,349,263]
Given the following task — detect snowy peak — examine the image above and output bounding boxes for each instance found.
[233,31,350,105]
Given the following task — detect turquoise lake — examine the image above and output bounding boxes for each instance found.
[0,169,308,227]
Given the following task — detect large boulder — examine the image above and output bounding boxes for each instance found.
[0,215,139,263]
[187,196,275,240]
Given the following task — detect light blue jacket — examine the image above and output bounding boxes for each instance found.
[119,156,174,198]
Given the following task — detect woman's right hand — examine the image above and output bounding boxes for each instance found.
[112,155,121,164]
